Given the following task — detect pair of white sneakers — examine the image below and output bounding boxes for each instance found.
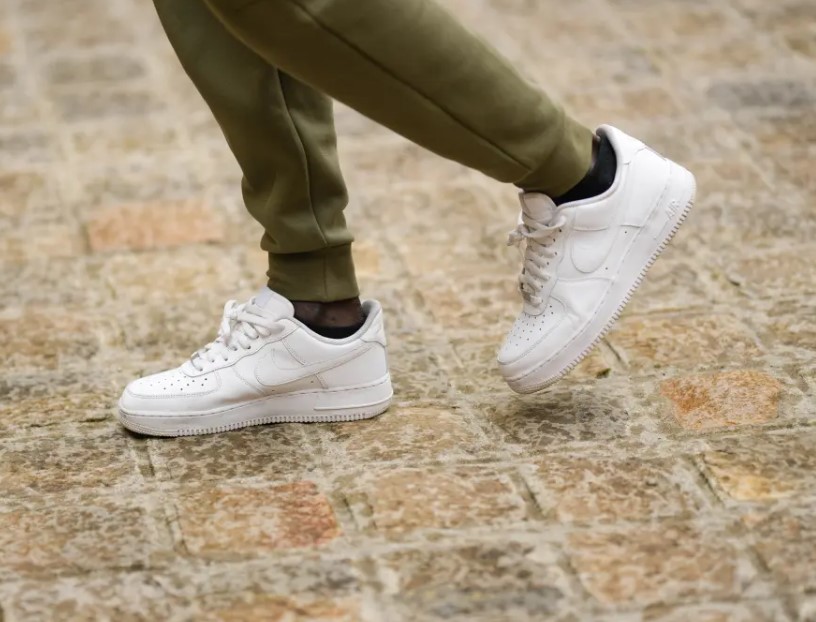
[119,126,696,436]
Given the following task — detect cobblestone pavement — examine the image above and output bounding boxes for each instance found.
[1,0,815,619]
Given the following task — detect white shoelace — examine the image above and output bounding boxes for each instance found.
[507,209,566,309]
[190,300,285,372]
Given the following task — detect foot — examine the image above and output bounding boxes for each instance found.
[118,288,392,436]
[498,125,696,393]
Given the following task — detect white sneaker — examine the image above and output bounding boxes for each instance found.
[498,125,696,393]
[118,288,392,436]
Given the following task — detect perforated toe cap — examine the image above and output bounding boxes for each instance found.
[498,298,567,366]
[126,368,218,398]
[120,367,220,415]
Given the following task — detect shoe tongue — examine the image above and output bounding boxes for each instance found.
[252,287,295,317]
[520,192,557,222]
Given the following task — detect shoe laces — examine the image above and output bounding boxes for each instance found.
[507,197,566,309]
[190,299,285,372]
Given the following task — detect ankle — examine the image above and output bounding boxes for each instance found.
[292,297,365,333]
[551,132,616,206]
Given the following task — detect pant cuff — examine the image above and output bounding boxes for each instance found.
[267,244,359,302]
[516,113,594,197]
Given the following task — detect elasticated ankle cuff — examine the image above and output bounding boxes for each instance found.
[267,244,359,302]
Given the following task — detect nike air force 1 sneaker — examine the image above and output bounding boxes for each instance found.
[498,125,696,393]
[118,288,392,436]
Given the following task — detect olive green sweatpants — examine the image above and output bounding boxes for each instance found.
[153,0,593,302]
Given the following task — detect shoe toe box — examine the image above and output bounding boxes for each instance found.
[119,367,219,414]
[498,305,582,384]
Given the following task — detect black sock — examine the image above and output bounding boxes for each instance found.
[552,133,617,206]
[304,321,364,339]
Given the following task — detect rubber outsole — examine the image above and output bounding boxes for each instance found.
[119,396,392,437]
[118,375,393,437]
[507,170,697,394]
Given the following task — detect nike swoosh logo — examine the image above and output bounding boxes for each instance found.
[255,345,368,388]
[569,168,633,274]
[570,227,622,274]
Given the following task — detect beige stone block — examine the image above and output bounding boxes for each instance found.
[0,28,11,56]
[738,109,816,155]
[0,307,112,371]
[729,246,816,299]
[206,594,360,622]
[620,4,742,41]
[0,129,56,165]
[149,425,315,484]
[565,87,680,124]
[2,557,361,619]
[0,431,139,496]
[85,200,223,253]
[0,372,114,430]
[378,540,576,620]
[690,158,773,196]
[758,299,816,351]
[0,170,52,220]
[0,224,85,263]
[525,457,703,523]
[608,314,762,373]
[624,253,716,315]
[484,385,632,450]
[351,241,381,279]
[95,245,248,305]
[660,371,782,431]
[344,467,528,536]
[703,432,816,501]
[414,268,517,334]
[175,482,340,557]
[742,508,816,589]
[68,120,180,158]
[322,406,492,464]
[642,601,787,622]
[387,332,454,402]
[568,522,754,606]
[0,499,164,579]
[74,158,204,209]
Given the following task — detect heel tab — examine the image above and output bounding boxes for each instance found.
[360,299,387,347]
[597,125,645,164]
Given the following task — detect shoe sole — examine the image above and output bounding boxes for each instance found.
[506,165,697,394]
[118,375,393,437]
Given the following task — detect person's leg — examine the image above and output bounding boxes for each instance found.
[200,0,595,199]
[154,0,363,324]
[196,0,695,396]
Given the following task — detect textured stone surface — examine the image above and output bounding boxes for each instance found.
[640,601,789,622]
[149,425,317,484]
[0,370,117,430]
[703,432,816,502]
[524,457,704,523]
[0,431,139,496]
[742,507,816,590]
[85,200,224,252]
[1,558,361,620]
[174,482,341,558]
[320,406,494,465]
[0,0,813,617]
[483,386,633,451]
[377,540,576,621]
[567,522,756,606]
[609,315,763,374]
[343,467,529,536]
[660,371,782,430]
[0,497,167,581]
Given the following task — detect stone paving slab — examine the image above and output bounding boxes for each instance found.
[1,0,815,619]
